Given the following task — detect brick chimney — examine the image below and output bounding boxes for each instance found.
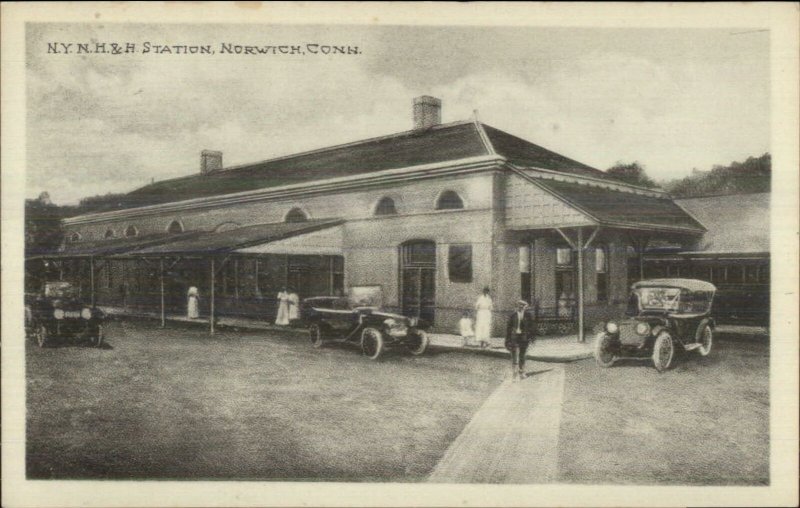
[413,96,441,129]
[200,150,222,174]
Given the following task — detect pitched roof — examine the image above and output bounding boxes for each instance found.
[93,121,606,211]
[481,125,607,178]
[674,193,769,254]
[36,230,205,258]
[534,179,706,233]
[121,219,343,256]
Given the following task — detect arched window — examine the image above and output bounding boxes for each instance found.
[374,197,397,216]
[104,229,115,239]
[125,225,139,238]
[214,222,241,233]
[435,190,464,210]
[167,220,184,234]
[285,207,308,223]
[68,232,82,243]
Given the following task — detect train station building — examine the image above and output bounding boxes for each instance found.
[29,96,713,337]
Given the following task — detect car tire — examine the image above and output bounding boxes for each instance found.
[36,324,49,348]
[697,324,713,357]
[594,332,616,368]
[361,327,384,360]
[309,323,325,349]
[652,331,675,372]
[407,330,429,356]
[90,325,104,348]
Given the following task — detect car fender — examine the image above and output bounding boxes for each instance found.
[695,318,714,342]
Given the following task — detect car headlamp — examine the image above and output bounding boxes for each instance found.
[408,317,418,327]
[383,318,397,327]
[53,309,65,320]
[635,322,651,336]
[605,322,618,334]
[81,308,92,320]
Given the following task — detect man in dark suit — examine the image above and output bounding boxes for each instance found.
[506,300,535,380]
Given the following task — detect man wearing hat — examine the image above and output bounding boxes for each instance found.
[505,300,536,380]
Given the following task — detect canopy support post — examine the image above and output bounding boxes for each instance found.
[160,257,166,328]
[210,257,215,335]
[576,227,585,343]
[90,256,95,307]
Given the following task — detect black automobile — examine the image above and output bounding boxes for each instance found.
[300,296,430,360]
[25,281,106,348]
[594,278,716,371]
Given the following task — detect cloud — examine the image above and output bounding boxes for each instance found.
[25,24,769,204]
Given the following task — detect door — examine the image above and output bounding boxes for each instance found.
[400,240,436,324]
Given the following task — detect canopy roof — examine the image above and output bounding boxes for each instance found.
[632,278,716,292]
[674,193,769,254]
[535,179,706,234]
[120,219,343,256]
[30,230,204,259]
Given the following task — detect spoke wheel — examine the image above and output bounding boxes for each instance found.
[698,325,713,357]
[309,324,324,349]
[406,330,429,356]
[652,332,675,372]
[36,324,48,348]
[361,327,384,360]
[594,333,616,368]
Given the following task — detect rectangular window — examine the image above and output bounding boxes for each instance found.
[555,246,576,309]
[556,247,573,267]
[727,265,744,284]
[332,256,345,295]
[448,244,473,283]
[519,245,531,302]
[712,266,726,284]
[757,263,769,284]
[595,246,608,303]
[745,265,759,284]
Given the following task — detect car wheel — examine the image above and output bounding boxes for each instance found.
[698,325,713,357]
[36,324,49,348]
[406,330,429,356]
[361,327,384,360]
[90,325,105,348]
[594,332,616,368]
[652,331,675,372]
[309,323,324,349]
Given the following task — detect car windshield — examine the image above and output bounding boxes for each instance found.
[636,287,681,311]
[44,282,77,298]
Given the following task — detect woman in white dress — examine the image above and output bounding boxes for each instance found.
[287,288,300,323]
[187,286,200,319]
[275,287,290,326]
[474,287,494,349]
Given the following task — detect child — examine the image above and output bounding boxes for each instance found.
[458,311,475,347]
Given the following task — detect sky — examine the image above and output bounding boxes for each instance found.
[26,23,770,204]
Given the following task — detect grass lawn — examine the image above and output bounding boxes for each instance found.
[557,333,769,485]
[26,319,507,481]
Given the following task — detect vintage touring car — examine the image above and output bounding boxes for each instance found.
[594,279,716,371]
[25,281,106,348]
[300,296,430,360]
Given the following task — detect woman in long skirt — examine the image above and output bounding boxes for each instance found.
[187,286,200,319]
[474,287,493,348]
[275,287,290,326]
[287,288,300,323]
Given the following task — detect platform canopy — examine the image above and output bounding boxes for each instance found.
[234,224,343,256]
[117,219,344,257]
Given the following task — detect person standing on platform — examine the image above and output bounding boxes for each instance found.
[275,287,290,326]
[474,287,494,349]
[187,286,200,319]
[505,300,535,381]
[287,287,300,324]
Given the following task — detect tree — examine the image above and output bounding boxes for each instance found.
[665,153,770,197]
[605,161,659,189]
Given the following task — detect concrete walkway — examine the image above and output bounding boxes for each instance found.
[428,364,565,484]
